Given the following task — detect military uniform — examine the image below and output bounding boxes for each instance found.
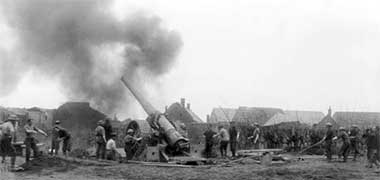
[95,124,106,159]
[0,116,18,169]
[349,127,360,161]
[338,130,351,162]
[24,123,45,162]
[229,126,238,157]
[324,128,334,161]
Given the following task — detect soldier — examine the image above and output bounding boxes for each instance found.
[349,125,360,161]
[228,121,239,157]
[103,118,113,141]
[0,115,21,171]
[376,126,380,163]
[322,123,334,162]
[50,120,61,156]
[54,126,72,156]
[24,118,48,163]
[335,127,351,162]
[124,129,142,160]
[95,120,106,160]
[214,125,229,158]
[248,123,260,149]
[203,124,216,158]
[365,127,379,168]
[106,133,119,161]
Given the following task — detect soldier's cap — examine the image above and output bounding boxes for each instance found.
[97,120,104,125]
[325,123,332,126]
[127,129,134,134]
[339,127,346,131]
[7,114,19,121]
[55,120,61,124]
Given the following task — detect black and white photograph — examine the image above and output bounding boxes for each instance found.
[1,0,380,179]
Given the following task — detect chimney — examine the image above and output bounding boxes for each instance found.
[186,103,190,110]
[328,106,332,116]
[180,98,185,107]
[206,114,210,123]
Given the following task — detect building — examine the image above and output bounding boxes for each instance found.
[54,102,107,149]
[166,98,204,126]
[333,111,380,128]
[316,107,338,129]
[208,107,237,123]
[264,110,325,127]
[232,106,283,125]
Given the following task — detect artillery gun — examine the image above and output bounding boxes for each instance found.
[121,76,190,158]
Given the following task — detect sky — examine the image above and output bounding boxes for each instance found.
[1,0,380,120]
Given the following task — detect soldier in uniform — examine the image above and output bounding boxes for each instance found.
[0,115,20,170]
[95,120,106,160]
[248,123,260,149]
[228,121,239,157]
[50,120,61,156]
[203,124,216,158]
[54,126,72,156]
[349,125,360,161]
[24,118,48,163]
[124,129,142,160]
[322,123,334,162]
[335,127,351,162]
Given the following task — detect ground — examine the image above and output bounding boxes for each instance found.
[1,155,380,180]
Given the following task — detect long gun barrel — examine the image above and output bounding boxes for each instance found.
[121,76,188,150]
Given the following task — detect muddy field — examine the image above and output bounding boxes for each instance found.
[1,155,380,180]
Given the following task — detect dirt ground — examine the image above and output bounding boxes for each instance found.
[1,155,380,180]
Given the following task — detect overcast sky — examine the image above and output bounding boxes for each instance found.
[1,0,380,120]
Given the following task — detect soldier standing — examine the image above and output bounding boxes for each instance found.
[24,118,48,163]
[106,133,118,161]
[0,115,20,171]
[228,122,239,157]
[349,125,360,161]
[203,124,216,158]
[54,126,72,156]
[335,127,351,162]
[124,129,142,160]
[214,125,230,158]
[95,120,106,160]
[50,120,61,156]
[322,123,334,162]
[248,123,260,149]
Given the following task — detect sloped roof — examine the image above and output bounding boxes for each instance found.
[167,102,203,124]
[209,108,236,123]
[316,114,338,129]
[264,110,324,127]
[333,112,380,128]
[232,107,283,125]
[184,107,203,123]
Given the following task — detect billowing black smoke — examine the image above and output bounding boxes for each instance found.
[0,0,182,115]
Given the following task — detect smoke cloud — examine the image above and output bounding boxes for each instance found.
[0,0,183,115]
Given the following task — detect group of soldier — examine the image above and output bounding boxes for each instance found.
[203,121,261,158]
[94,119,142,161]
[202,121,380,169]
[323,123,380,168]
[0,115,72,171]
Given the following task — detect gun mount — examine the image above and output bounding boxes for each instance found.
[121,76,189,154]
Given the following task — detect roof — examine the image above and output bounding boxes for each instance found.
[264,110,325,127]
[316,114,338,129]
[333,111,380,128]
[209,108,236,123]
[167,102,203,124]
[232,107,283,125]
